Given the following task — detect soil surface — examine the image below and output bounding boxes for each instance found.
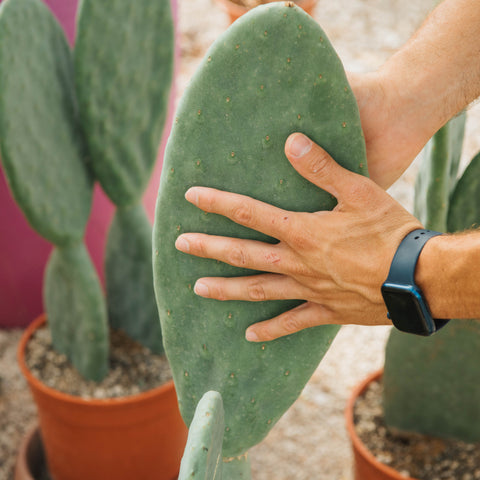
[26,325,171,399]
[355,380,480,480]
[3,0,480,479]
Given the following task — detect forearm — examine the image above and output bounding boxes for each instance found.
[381,0,480,140]
[357,0,480,188]
[416,231,480,319]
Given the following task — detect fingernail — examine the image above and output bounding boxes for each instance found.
[185,188,199,205]
[175,236,190,253]
[288,133,312,158]
[245,329,259,342]
[194,282,209,297]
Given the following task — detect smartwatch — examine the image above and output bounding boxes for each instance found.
[381,229,450,336]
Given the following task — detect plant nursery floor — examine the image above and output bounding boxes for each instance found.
[3,0,480,479]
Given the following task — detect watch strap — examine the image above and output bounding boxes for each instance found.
[385,228,449,332]
[386,229,442,285]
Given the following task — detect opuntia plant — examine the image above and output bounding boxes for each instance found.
[154,3,367,474]
[75,0,174,353]
[0,0,108,381]
[178,391,225,480]
[383,111,480,442]
[0,0,173,380]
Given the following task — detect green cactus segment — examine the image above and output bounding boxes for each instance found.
[0,0,92,246]
[414,112,466,231]
[75,0,174,206]
[105,205,163,353]
[384,320,480,442]
[447,152,480,232]
[44,242,109,381]
[154,3,367,456]
[179,391,225,480]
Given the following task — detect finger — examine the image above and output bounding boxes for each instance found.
[184,186,296,242]
[284,133,370,204]
[193,274,309,302]
[245,301,336,342]
[175,233,296,274]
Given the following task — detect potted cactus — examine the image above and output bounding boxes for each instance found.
[0,0,186,479]
[346,111,480,480]
[153,3,367,477]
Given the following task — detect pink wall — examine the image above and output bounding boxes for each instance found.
[0,0,177,327]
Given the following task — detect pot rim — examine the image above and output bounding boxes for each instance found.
[344,368,416,480]
[17,314,176,408]
[214,0,317,17]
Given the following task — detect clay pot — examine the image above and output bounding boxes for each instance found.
[345,369,416,480]
[17,315,188,480]
[14,426,46,480]
[214,0,318,24]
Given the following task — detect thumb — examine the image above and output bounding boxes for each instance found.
[285,132,362,201]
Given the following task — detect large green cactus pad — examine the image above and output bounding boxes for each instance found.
[44,243,108,381]
[0,0,92,246]
[154,3,367,456]
[179,391,225,480]
[75,0,174,206]
[105,205,163,353]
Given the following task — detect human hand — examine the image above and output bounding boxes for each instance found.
[175,133,422,342]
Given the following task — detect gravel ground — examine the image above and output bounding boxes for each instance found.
[3,1,480,479]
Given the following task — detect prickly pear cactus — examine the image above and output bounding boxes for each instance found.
[105,205,163,353]
[179,391,226,480]
[0,0,92,246]
[154,3,367,457]
[179,391,252,480]
[45,243,108,381]
[0,0,108,381]
[75,0,174,352]
[384,116,480,442]
[414,112,466,232]
[75,0,174,206]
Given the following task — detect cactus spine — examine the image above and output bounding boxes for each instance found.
[75,0,174,353]
[0,0,108,381]
[384,113,480,441]
[154,2,367,462]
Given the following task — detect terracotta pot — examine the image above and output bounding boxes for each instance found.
[14,426,46,480]
[345,369,416,480]
[18,315,188,480]
[214,0,318,24]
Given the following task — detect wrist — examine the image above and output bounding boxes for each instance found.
[416,232,480,319]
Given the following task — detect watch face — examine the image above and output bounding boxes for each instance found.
[381,284,436,336]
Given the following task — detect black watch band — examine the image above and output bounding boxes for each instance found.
[382,229,449,336]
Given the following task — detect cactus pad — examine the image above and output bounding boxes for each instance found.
[414,112,466,232]
[44,243,108,381]
[179,391,225,480]
[105,205,163,353]
[154,3,367,456]
[75,0,174,206]
[0,0,92,246]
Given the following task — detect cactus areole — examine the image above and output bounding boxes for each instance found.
[153,3,367,456]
